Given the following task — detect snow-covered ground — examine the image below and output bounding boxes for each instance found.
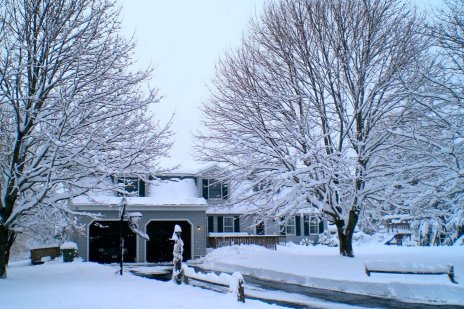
[2,243,463,308]
[198,243,464,306]
[0,259,278,309]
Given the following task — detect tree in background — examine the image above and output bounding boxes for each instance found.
[198,0,430,256]
[0,0,172,278]
[386,0,464,245]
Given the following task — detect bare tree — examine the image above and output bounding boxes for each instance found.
[0,0,172,278]
[198,0,429,256]
[385,0,464,244]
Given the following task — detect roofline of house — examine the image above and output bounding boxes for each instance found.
[71,204,208,212]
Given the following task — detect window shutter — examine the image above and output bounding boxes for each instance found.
[207,216,214,233]
[202,179,209,199]
[222,182,228,199]
[217,216,223,232]
[280,217,286,235]
[319,218,324,233]
[234,216,240,232]
[295,215,301,236]
[303,215,309,236]
[139,180,145,197]
[117,178,123,197]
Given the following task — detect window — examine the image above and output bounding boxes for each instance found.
[309,216,319,234]
[285,217,296,235]
[217,216,239,233]
[117,177,144,197]
[202,179,228,199]
[304,215,321,235]
[223,217,234,233]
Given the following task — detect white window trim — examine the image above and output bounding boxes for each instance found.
[309,216,319,235]
[223,216,234,233]
[206,179,225,200]
[285,217,296,235]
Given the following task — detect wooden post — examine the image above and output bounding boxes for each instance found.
[237,278,245,303]
[449,265,458,284]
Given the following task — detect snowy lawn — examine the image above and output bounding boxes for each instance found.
[199,243,464,306]
[0,259,280,309]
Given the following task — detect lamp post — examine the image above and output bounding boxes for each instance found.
[118,197,149,276]
[119,197,127,276]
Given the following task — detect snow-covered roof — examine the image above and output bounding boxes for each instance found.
[158,159,219,176]
[149,178,197,198]
[72,178,206,207]
[206,203,255,215]
[71,195,206,206]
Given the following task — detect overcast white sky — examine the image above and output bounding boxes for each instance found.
[120,0,267,166]
[120,0,441,167]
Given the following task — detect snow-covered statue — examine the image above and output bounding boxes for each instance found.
[171,224,184,284]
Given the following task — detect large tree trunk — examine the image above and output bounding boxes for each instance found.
[335,208,359,257]
[0,225,15,279]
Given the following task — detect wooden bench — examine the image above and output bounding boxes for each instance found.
[365,261,458,284]
[30,246,61,265]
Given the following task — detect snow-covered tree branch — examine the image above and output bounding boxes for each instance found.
[197,0,430,256]
[0,0,172,278]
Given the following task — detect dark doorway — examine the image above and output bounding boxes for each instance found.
[146,221,191,263]
[89,221,136,263]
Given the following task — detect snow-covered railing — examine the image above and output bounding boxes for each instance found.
[207,235,285,250]
[387,222,411,233]
[183,266,245,302]
[365,261,458,284]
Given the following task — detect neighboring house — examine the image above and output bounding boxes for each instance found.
[70,164,327,263]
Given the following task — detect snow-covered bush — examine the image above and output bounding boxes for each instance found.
[300,238,314,246]
[317,231,338,247]
[402,237,417,247]
[454,234,464,246]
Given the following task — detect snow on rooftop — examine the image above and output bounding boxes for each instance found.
[72,177,207,206]
[149,178,197,198]
[159,159,218,175]
[72,195,206,206]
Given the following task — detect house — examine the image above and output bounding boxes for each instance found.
[70,164,327,263]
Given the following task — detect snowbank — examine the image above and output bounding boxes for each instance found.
[200,244,464,306]
[0,260,278,309]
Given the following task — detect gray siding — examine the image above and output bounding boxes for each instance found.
[73,208,206,262]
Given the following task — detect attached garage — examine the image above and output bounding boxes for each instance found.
[88,221,137,263]
[146,220,192,263]
[70,176,208,263]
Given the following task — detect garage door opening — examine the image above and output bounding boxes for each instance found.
[89,221,136,263]
[146,221,191,263]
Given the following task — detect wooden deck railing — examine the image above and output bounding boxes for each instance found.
[207,235,285,250]
[387,222,411,233]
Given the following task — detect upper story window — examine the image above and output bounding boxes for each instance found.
[202,179,228,199]
[117,177,145,197]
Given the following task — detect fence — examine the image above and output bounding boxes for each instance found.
[182,266,246,302]
[387,222,411,233]
[207,235,285,250]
